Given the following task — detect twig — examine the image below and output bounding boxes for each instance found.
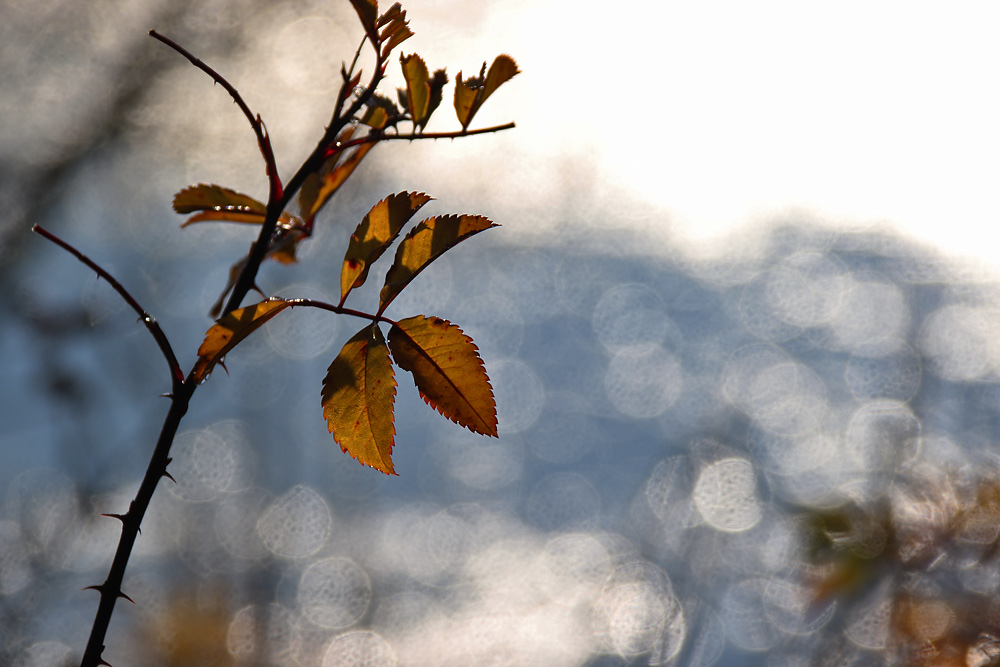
[148,30,282,201]
[31,225,184,390]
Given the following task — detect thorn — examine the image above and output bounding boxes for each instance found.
[83,584,104,594]
[98,659,113,667]
[160,393,173,399]
[118,591,136,604]
[162,471,176,484]
[100,513,126,523]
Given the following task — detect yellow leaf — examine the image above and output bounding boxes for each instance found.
[481,54,520,107]
[388,315,497,437]
[453,65,484,130]
[400,53,430,126]
[321,325,397,475]
[341,192,433,302]
[173,184,266,215]
[453,55,518,130]
[301,140,377,222]
[173,183,298,228]
[379,215,497,314]
[193,298,291,382]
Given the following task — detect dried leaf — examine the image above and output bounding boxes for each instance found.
[341,192,433,302]
[379,215,497,313]
[321,325,397,475]
[193,298,291,382]
[389,315,497,436]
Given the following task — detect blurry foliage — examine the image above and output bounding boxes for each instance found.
[802,466,1000,665]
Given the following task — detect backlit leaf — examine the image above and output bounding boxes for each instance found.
[299,135,378,223]
[377,3,412,60]
[481,54,520,107]
[341,192,433,302]
[348,0,379,46]
[321,325,397,475]
[453,55,519,130]
[379,215,497,314]
[453,63,485,131]
[173,183,297,228]
[193,298,291,382]
[389,315,497,437]
[400,53,430,126]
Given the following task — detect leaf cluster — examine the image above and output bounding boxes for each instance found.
[193,192,499,473]
[166,0,516,474]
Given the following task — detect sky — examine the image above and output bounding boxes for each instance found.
[467,0,1000,266]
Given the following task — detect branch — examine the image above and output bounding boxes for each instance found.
[31,225,185,390]
[148,30,282,201]
[288,298,398,327]
[344,122,517,150]
[221,51,390,316]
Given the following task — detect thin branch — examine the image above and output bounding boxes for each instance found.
[288,298,398,327]
[347,122,517,149]
[222,49,389,316]
[148,30,282,201]
[31,225,185,389]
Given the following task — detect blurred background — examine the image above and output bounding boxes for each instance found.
[4,1,1000,665]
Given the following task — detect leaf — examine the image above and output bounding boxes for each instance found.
[389,315,498,437]
[400,53,430,126]
[454,55,519,130]
[481,54,520,108]
[341,191,433,302]
[379,215,498,313]
[321,325,397,475]
[299,137,378,223]
[453,63,485,131]
[348,0,379,46]
[377,3,412,60]
[173,184,266,215]
[173,183,297,228]
[193,298,291,382]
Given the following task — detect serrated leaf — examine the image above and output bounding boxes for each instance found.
[193,298,291,382]
[377,3,412,59]
[400,53,430,126]
[379,215,498,313]
[348,0,379,46]
[389,315,497,437]
[174,183,297,228]
[481,54,520,107]
[321,325,397,475]
[341,192,433,302]
[453,55,519,130]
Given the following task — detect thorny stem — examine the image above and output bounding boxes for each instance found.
[288,298,398,328]
[64,24,513,667]
[30,225,184,391]
[148,30,283,202]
